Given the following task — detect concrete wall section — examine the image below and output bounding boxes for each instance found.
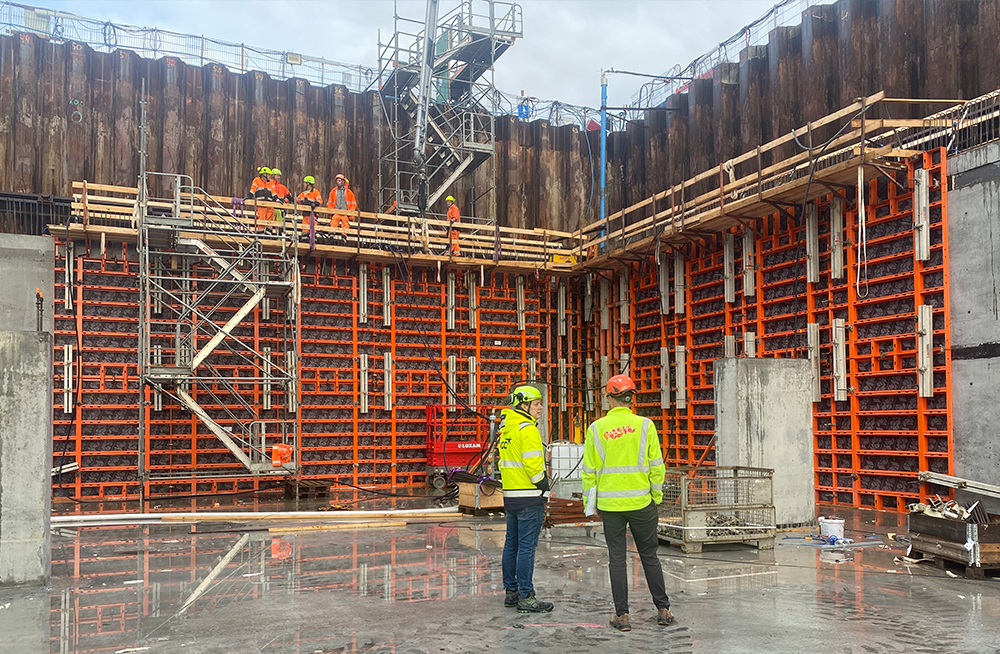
[947,146,1000,513]
[714,358,815,526]
[0,235,54,334]
[0,331,52,586]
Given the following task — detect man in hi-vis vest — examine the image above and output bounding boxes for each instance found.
[499,384,554,613]
[583,374,672,631]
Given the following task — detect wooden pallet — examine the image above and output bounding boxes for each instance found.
[911,551,1000,579]
[284,479,330,500]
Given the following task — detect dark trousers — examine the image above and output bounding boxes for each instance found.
[602,500,670,616]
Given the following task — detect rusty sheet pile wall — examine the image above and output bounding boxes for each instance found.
[581,150,953,511]
[4,0,1000,233]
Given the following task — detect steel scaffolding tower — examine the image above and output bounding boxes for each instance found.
[377,0,522,226]
[136,99,300,492]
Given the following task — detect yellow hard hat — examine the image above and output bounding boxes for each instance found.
[304,175,315,184]
[260,167,271,175]
[446,196,455,202]
[271,168,282,176]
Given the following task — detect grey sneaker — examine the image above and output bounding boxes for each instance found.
[610,613,631,632]
[504,588,519,607]
[516,590,554,613]
[657,608,674,625]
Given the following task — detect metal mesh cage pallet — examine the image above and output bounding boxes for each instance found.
[578,150,954,512]
[657,466,776,553]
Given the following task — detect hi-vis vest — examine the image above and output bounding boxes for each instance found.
[498,407,547,499]
[582,407,666,512]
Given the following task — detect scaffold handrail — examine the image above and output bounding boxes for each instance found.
[0,0,377,91]
[628,0,824,112]
[66,180,581,270]
[578,91,993,265]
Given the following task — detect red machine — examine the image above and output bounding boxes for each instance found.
[425,405,497,488]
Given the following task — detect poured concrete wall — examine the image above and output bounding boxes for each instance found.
[714,358,814,526]
[0,235,54,334]
[0,331,52,586]
[2,0,1000,233]
[946,144,1000,514]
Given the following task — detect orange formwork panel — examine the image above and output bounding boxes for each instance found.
[576,149,954,512]
[52,243,549,501]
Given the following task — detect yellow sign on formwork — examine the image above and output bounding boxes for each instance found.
[552,254,577,264]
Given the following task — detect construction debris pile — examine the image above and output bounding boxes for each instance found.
[908,496,990,525]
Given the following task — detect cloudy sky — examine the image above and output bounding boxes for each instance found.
[37,0,782,107]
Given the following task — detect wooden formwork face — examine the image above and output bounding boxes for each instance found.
[580,149,953,511]
[51,248,550,500]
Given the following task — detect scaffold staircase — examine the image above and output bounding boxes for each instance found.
[378,0,521,218]
[137,173,300,482]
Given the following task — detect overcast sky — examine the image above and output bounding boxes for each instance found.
[38,0,781,107]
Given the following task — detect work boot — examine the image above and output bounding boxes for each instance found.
[516,590,553,613]
[657,608,675,625]
[504,588,519,608]
[610,613,631,632]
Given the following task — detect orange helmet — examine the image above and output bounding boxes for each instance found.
[606,374,636,396]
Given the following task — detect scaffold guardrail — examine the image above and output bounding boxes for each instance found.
[0,0,377,91]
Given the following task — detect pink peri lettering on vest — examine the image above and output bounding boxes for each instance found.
[604,424,636,440]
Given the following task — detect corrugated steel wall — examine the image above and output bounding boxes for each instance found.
[3,0,999,234]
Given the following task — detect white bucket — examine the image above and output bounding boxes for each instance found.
[818,516,845,539]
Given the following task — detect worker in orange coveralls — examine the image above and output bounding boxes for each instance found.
[270,168,292,228]
[250,167,275,222]
[446,195,461,256]
[297,175,323,209]
[326,173,358,241]
[271,168,293,203]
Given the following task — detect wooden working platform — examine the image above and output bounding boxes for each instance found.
[573,92,968,270]
[52,92,970,275]
[55,182,580,276]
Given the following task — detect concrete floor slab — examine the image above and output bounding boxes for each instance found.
[2,507,999,653]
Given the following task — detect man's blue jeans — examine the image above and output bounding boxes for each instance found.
[502,502,545,597]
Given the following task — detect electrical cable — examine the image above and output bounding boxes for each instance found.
[538,533,945,578]
[328,477,443,500]
[62,484,288,504]
[788,103,876,356]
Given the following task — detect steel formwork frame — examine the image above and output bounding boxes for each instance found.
[52,242,546,499]
[376,0,522,223]
[44,86,984,508]
[135,174,302,494]
[580,150,954,511]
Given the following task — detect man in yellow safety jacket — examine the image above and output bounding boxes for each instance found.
[499,384,554,614]
[583,374,672,631]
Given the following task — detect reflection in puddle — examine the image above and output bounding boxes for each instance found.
[0,508,995,654]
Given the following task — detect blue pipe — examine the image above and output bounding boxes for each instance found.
[599,71,608,242]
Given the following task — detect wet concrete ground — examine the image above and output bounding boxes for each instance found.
[3,505,999,653]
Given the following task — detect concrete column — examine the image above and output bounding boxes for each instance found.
[946,145,1000,513]
[0,235,54,334]
[714,358,814,527]
[0,331,53,586]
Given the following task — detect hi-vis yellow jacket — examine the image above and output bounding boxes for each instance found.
[498,407,548,504]
[582,407,665,513]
